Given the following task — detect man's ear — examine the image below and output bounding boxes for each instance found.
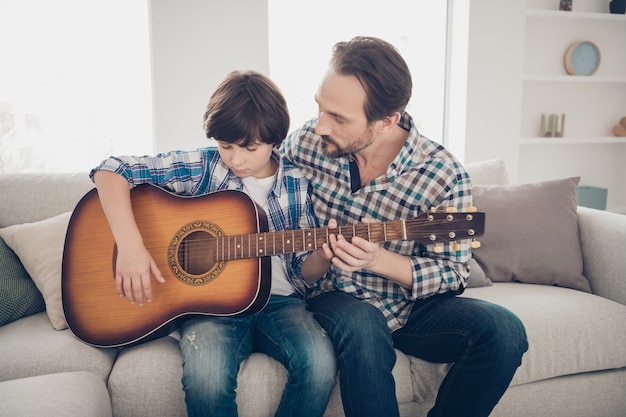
[379,112,401,132]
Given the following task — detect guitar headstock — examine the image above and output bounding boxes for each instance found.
[406,208,485,251]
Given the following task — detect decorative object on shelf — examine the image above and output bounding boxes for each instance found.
[541,113,566,137]
[564,41,601,76]
[559,0,572,11]
[612,116,626,137]
[610,0,626,14]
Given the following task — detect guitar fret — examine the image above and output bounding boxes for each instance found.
[326,227,329,247]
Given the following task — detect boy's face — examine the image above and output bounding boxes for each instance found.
[216,140,276,179]
[314,69,380,158]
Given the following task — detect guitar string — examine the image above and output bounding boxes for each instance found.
[174,219,478,263]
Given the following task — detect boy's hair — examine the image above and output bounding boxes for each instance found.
[203,70,289,147]
[331,36,412,123]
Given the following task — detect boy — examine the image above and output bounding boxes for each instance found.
[90,70,335,417]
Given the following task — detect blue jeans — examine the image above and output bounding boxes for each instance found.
[307,291,528,417]
[179,294,337,417]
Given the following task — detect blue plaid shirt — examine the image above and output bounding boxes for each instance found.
[90,147,317,297]
[281,112,473,331]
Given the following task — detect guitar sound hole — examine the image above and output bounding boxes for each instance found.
[178,230,214,276]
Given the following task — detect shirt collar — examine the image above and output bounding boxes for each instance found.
[386,112,422,179]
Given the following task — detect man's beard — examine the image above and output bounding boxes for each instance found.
[320,125,376,159]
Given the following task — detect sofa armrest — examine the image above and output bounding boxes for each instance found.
[577,206,626,305]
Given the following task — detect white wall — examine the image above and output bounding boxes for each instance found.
[149,0,269,153]
[148,0,524,174]
[463,0,526,181]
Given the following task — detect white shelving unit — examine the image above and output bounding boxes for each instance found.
[519,0,626,212]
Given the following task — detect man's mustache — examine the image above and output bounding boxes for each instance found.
[321,135,337,147]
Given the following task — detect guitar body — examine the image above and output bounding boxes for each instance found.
[62,184,271,348]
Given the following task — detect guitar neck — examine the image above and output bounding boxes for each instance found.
[211,211,484,261]
[215,221,406,261]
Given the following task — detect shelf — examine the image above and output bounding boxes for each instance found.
[520,137,626,145]
[526,9,626,21]
[523,75,626,83]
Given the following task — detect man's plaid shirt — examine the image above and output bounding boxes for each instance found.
[281,112,473,331]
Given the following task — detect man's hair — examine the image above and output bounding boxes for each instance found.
[331,36,412,122]
[203,70,289,147]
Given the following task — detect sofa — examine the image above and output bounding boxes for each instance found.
[1,159,625,417]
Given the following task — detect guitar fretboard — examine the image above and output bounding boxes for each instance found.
[214,221,407,261]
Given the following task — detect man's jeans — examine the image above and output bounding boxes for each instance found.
[180,294,337,417]
[307,291,528,417]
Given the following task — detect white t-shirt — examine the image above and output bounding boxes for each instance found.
[241,175,294,296]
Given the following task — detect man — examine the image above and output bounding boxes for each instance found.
[283,36,528,417]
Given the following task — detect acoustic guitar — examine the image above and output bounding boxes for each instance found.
[62,184,485,348]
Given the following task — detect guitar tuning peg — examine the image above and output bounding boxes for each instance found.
[433,244,443,254]
[452,242,461,251]
[470,239,481,249]
[445,207,457,213]
[466,206,477,212]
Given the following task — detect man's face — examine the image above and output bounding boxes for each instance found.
[314,70,378,158]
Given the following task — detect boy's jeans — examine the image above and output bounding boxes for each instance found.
[180,294,336,417]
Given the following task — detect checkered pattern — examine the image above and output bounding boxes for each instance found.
[282,112,473,331]
[91,147,317,297]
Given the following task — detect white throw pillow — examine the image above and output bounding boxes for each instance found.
[465,159,510,185]
[0,212,72,330]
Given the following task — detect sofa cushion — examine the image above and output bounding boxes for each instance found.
[0,237,45,326]
[0,172,93,228]
[463,159,508,288]
[471,177,591,292]
[0,211,71,330]
[464,283,626,385]
[0,371,112,417]
[108,336,185,417]
[108,333,418,417]
[0,312,117,383]
[465,159,510,186]
[466,257,492,288]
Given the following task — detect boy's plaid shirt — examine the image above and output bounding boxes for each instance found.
[90,147,317,297]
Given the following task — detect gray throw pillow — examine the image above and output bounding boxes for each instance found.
[471,177,591,292]
[0,237,46,326]
[466,257,492,288]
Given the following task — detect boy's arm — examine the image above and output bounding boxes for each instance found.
[300,247,333,285]
[92,170,165,305]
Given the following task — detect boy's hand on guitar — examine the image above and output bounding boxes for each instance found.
[114,244,165,306]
